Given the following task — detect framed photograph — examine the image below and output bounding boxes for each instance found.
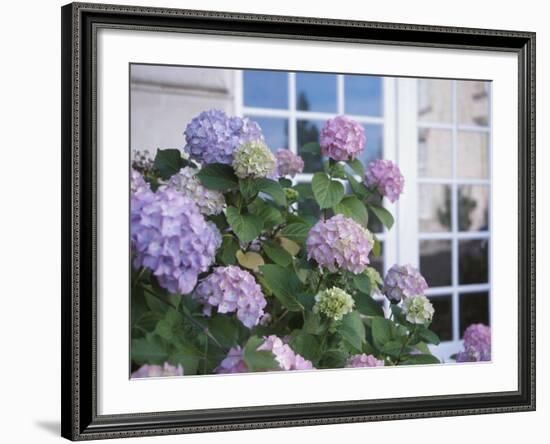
[61,2,535,440]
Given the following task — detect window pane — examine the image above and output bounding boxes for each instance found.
[458,185,490,232]
[358,124,383,165]
[243,70,288,109]
[418,129,452,178]
[418,79,453,123]
[459,292,490,338]
[418,184,452,232]
[457,131,489,179]
[457,80,490,126]
[344,75,383,116]
[427,295,453,341]
[296,73,337,113]
[459,239,489,285]
[247,116,288,151]
[420,240,452,287]
[370,241,384,276]
[297,119,324,173]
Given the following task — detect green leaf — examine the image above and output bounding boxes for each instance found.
[329,162,347,179]
[400,354,440,365]
[207,316,241,349]
[294,183,314,201]
[311,172,345,209]
[248,198,284,228]
[263,240,293,267]
[278,237,301,256]
[353,293,384,317]
[218,235,239,265]
[333,195,369,226]
[196,163,238,190]
[225,206,263,243]
[300,142,321,154]
[372,237,382,257]
[236,250,265,271]
[259,264,303,312]
[346,173,371,200]
[239,178,258,201]
[289,331,321,363]
[371,317,394,349]
[352,273,371,294]
[380,339,412,357]
[418,327,441,345]
[279,177,293,188]
[131,336,169,365]
[255,178,287,206]
[303,311,324,335]
[368,204,395,230]
[279,223,310,244]
[153,149,185,180]
[338,311,366,352]
[243,336,279,371]
[347,159,365,177]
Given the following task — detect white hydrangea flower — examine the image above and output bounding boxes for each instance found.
[402,295,435,324]
[232,141,276,179]
[314,287,355,321]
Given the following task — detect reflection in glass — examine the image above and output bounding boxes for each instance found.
[247,116,288,152]
[418,79,453,123]
[358,124,383,166]
[457,81,490,126]
[418,184,452,232]
[459,239,489,285]
[420,240,452,287]
[459,292,490,337]
[417,129,452,178]
[243,70,288,109]
[344,75,383,116]
[458,186,490,232]
[457,131,489,179]
[427,295,453,341]
[297,119,324,173]
[296,73,337,113]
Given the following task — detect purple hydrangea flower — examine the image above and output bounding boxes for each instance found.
[346,354,384,368]
[274,149,304,178]
[456,323,491,362]
[183,109,264,164]
[164,167,225,215]
[131,180,221,295]
[131,362,184,378]
[307,214,374,274]
[194,266,267,328]
[383,264,428,303]
[364,159,405,203]
[215,335,314,373]
[319,116,366,161]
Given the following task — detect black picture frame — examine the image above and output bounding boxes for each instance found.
[61,2,536,440]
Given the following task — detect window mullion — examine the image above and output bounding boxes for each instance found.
[288,72,297,154]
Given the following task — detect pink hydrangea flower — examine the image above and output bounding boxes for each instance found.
[383,264,428,303]
[346,354,384,368]
[131,362,184,378]
[320,116,366,161]
[456,323,491,362]
[306,214,374,274]
[364,159,405,203]
[194,266,267,329]
[215,335,314,373]
[274,148,304,178]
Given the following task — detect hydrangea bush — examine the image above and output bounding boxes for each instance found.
[130,110,480,378]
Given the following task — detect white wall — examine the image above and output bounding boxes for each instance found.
[0,0,546,443]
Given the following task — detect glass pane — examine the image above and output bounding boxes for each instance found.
[243,70,288,109]
[297,119,324,173]
[418,184,452,232]
[457,80,490,126]
[420,240,452,287]
[459,292,490,338]
[358,124,383,166]
[370,241,384,276]
[459,239,489,285]
[247,116,288,152]
[418,79,453,123]
[427,295,453,341]
[344,75,383,116]
[296,73,337,113]
[457,131,489,179]
[418,129,452,178]
[458,185,490,232]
